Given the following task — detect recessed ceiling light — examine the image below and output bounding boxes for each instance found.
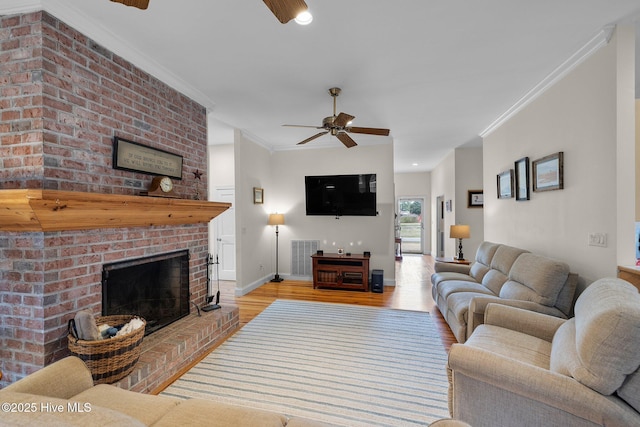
[412,163,419,167]
[295,10,313,25]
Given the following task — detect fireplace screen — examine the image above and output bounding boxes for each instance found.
[102,250,190,335]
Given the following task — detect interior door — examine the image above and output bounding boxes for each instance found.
[212,187,236,280]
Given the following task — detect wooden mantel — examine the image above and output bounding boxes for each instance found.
[0,189,231,232]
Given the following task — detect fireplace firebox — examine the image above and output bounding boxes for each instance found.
[102,250,190,335]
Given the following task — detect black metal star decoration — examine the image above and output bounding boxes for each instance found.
[193,170,203,180]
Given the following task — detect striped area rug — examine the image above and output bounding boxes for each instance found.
[161,300,450,426]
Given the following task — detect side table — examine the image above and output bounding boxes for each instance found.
[435,257,470,265]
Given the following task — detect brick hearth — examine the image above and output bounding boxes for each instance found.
[115,305,239,394]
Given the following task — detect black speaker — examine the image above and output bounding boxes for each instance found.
[371,269,383,293]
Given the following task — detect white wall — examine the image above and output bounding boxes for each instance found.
[483,25,636,285]
[430,148,484,258]
[270,144,396,284]
[430,151,456,256]
[454,147,484,258]
[395,171,431,254]
[234,131,275,294]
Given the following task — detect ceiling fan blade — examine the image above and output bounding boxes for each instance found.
[262,0,308,24]
[110,0,149,9]
[283,124,324,129]
[297,131,328,145]
[334,112,355,128]
[346,126,390,136]
[336,132,357,148]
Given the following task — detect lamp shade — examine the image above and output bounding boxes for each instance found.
[268,213,285,226]
[450,225,470,239]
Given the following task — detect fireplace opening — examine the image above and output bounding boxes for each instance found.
[102,250,190,335]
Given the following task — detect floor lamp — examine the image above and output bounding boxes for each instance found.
[450,224,470,260]
[268,213,285,282]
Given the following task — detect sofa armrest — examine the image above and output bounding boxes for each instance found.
[434,262,471,274]
[2,356,94,399]
[482,303,566,342]
[448,344,640,426]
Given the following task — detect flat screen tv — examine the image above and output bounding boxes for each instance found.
[305,174,377,216]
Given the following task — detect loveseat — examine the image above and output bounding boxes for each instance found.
[447,278,640,426]
[0,356,334,426]
[431,241,577,343]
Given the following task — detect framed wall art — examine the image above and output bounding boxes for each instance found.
[468,190,484,208]
[514,157,530,201]
[253,187,264,204]
[497,169,514,199]
[113,136,183,179]
[533,152,564,192]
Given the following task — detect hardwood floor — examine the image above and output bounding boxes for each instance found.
[219,254,457,351]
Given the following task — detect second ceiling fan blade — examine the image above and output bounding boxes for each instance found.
[297,131,328,145]
[110,0,149,9]
[346,126,390,136]
[336,132,357,148]
[334,112,355,128]
[262,0,308,24]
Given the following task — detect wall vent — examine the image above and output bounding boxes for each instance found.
[291,240,319,276]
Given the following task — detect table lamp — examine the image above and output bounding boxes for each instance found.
[450,225,470,260]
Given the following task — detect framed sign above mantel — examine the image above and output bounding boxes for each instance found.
[113,136,183,179]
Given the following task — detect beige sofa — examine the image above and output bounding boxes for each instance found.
[431,241,577,343]
[0,356,333,426]
[447,277,640,426]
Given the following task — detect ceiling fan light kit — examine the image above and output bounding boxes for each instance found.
[263,0,308,24]
[294,10,313,25]
[284,87,390,148]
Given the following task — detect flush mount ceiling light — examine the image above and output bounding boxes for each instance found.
[294,10,313,25]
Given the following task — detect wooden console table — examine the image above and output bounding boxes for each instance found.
[312,253,370,291]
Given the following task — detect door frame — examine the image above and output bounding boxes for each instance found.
[436,195,445,257]
[397,197,425,254]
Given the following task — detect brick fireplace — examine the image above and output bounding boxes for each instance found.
[0,11,230,387]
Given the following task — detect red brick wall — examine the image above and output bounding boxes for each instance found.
[0,11,210,386]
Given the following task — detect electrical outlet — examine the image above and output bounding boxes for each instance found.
[588,232,607,247]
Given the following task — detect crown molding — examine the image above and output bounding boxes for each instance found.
[480,25,615,138]
[1,0,217,111]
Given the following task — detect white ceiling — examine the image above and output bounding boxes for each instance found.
[3,0,640,172]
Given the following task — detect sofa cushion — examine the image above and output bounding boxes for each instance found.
[151,397,288,427]
[468,241,500,282]
[617,368,640,413]
[481,245,528,294]
[466,324,552,369]
[499,253,569,307]
[550,278,640,394]
[73,384,181,426]
[437,280,495,302]
[0,391,145,426]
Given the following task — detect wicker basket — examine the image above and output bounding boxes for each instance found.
[68,315,146,385]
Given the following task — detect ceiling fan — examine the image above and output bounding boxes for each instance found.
[284,88,391,148]
[110,0,149,10]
